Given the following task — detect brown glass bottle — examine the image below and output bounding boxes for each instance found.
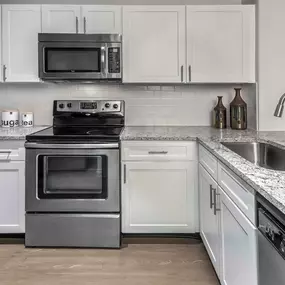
[230,88,247,130]
[213,96,227,129]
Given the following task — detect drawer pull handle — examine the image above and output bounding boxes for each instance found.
[148,151,168,155]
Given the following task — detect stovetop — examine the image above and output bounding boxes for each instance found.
[26,126,124,142]
[26,100,125,143]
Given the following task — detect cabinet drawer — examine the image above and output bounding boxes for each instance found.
[218,163,255,224]
[121,141,197,161]
[199,145,218,180]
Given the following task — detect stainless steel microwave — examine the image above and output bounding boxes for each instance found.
[38,34,122,82]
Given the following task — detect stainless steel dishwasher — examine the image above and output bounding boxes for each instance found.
[257,194,285,285]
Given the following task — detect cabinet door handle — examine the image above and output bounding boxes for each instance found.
[148,151,168,155]
[210,185,214,209]
[188,65,192,82]
[84,17,87,34]
[123,164,126,184]
[3,65,6,82]
[181,65,184,82]
[213,188,220,216]
[76,17,79,33]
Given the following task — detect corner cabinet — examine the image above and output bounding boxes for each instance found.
[199,164,221,276]
[123,6,186,83]
[187,5,255,83]
[2,5,41,82]
[0,148,25,234]
[121,141,198,234]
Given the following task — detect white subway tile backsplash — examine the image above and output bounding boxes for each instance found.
[0,83,257,128]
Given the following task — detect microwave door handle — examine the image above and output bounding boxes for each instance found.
[101,47,107,77]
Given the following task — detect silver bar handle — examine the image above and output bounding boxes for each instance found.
[25,142,119,149]
[210,185,214,209]
[76,16,79,33]
[213,188,220,216]
[188,65,191,82]
[84,17,87,34]
[181,66,184,82]
[3,65,7,82]
[101,46,106,76]
[148,151,168,155]
[124,164,127,184]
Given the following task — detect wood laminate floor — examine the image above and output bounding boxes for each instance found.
[0,239,219,285]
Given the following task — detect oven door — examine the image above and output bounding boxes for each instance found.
[39,42,107,81]
[25,144,120,213]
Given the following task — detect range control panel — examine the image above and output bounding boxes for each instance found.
[55,100,123,113]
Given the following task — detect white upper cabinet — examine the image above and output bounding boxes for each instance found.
[2,5,41,82]
[42,5,81,33]
[123,6,186,83]
[81,6,122,34]
[187,5,255,83]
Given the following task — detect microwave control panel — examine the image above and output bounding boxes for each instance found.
[108,47,121,74]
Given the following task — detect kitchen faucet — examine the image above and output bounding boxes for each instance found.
[274,93,285,117]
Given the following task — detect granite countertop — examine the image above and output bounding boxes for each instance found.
[0,126,49,140]
[121,126,285,215]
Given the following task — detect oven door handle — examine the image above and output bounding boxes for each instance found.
[25,142,119,149]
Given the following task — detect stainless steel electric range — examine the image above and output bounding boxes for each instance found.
[25,100,124,248]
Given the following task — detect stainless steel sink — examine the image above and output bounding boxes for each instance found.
[221,142,285,171]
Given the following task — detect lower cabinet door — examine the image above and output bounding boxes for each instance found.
[0,161,25,233]
[199,164,220,277]
[220,187,258,285]
[122,161,197,233]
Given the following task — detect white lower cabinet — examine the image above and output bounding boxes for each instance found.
[199,164,220,277]
[122,161,197,233]
[199,145,257,285]
[121,141,198,234]
[0,160,25,233]
[220,187,258,285]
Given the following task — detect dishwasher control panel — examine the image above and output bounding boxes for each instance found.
[258,206,285,259]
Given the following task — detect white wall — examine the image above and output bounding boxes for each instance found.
[0,84,256,128]
[0,0,242,4]
[257,0,285,131]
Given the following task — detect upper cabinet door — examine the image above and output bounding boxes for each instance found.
[123,6,186,83]
[2,5,41,82]
[81,5,122,34]
[187,5,255,83]
[42,5,81,33]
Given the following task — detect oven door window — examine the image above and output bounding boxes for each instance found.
[37,155,107,199]
[44,47,101,73]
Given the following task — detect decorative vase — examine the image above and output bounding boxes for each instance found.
[230,88,247,130]
[213,96,227,129]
